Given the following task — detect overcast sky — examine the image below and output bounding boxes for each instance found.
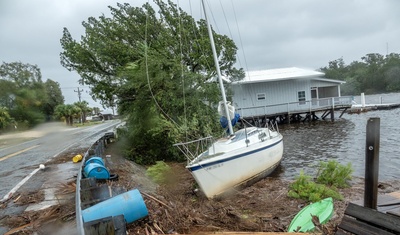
[1,0,399,109]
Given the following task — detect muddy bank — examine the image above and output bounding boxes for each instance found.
[103,142,400,234]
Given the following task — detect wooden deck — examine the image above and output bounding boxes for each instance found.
[238,104,351,126]
[336,191,400,235]
[236,96,353,125]
[355,191,400,217]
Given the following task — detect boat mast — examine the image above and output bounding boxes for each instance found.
[201,0,234,136]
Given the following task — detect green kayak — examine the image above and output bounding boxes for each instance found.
[288,197,334,232]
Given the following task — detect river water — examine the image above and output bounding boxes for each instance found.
[276,92,400,180]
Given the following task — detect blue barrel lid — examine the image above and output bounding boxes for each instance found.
[85,156,105,166]
[84,162,110,179]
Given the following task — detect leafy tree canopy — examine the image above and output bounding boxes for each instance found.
[54,103,81,126]
[0,62,65,127]
[74,101,92,123]
[0,62,42,88]
[60,0,244,164]
[43,79,65,120]
[320,53,400,95]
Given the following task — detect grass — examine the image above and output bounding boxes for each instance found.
[73,121,103,127]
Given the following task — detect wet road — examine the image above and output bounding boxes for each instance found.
[0,120,121,200]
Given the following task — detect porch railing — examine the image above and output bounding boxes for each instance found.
[236,96,353,118]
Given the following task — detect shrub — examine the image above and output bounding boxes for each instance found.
[288,160,353,202]
[146,161,171,184]
[316,160,353,188]
[288,171,343,202]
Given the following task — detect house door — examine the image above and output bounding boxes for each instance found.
[311,87,318,106]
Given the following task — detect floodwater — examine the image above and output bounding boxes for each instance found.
[276,92,400,180]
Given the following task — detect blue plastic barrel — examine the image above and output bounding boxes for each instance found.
[85,156,104,166]
[83,163,110,179]
[82,189,148,223]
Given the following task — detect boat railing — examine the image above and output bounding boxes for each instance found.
[174,136,214,162]
[265,120,279,133]
[242,117,280,135]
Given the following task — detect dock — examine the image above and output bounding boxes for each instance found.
[355,191,400,216]
[349,103,400,113]
[348,92,400,113]
[236,96,353,125]
[336,192,400,235]
[346,190,400,218]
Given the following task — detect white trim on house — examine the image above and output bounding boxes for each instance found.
[232,67,345,85]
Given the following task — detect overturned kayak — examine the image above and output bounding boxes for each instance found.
[288,197,334,232]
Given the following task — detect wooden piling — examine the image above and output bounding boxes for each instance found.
[364,117,380,209]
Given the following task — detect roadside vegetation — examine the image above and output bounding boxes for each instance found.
[0,61,105,133]
[0,62,64,130]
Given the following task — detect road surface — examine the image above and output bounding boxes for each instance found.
[0,120,121,202]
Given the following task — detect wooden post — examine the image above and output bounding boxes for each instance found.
[364,117,380,209]
[330,97,335,121]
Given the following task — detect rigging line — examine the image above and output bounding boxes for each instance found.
[230,0,255,107]
[188,0,213,74]
[212,0,256,112]
[218,0,244,69]
[230,0,250,77]
[211,0,256,110]
[177,0,188,142]
[204,0,220,35]
[186,1,222,140]
[144,0,179,128]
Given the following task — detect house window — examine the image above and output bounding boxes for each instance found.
[257,93,266,101]
[298,91,306,105]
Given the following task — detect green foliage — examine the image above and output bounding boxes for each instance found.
[288,160,353,202]
[54,104,81,126]
[0,107,15,130]
[0,62,42,88]
[321,53,400,95]
[288,171,343,202]
[316,160,353,188]
[0,62,65,126]
[42,79,64,120]
[146,161,171,184]
[74,101,92,123]
[60,1,242,164]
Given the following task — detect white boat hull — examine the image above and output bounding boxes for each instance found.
[187,129,283,198]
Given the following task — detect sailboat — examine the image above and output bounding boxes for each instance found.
[175,0,283,199]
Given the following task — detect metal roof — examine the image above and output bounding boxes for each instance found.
[232,67,343,84]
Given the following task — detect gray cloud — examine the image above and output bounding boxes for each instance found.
[1,0,399,106]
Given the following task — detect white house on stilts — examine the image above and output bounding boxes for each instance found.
[230,67,352,125]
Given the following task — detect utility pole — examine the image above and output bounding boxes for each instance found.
[74,87,83,102]
[386,42,389,56]
[74,87,84,123]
